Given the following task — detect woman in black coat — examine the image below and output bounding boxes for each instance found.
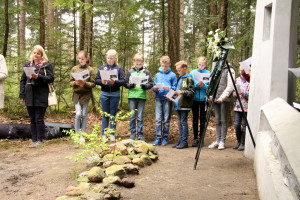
[20,45,54,147]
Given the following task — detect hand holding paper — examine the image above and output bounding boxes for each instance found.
[166,89,181,102]
[72,69,90,81]
[23,67,36,77]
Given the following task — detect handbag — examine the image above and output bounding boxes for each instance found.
[45,68,57,106]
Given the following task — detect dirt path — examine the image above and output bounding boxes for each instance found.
[0,138,258,200]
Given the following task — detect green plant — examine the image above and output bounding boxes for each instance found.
[65,109,136,162]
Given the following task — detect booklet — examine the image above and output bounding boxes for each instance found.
[71,69,90,81]
[165,89,181,102]
[23,67,35,77]
[288,68,300,77]
[132,75,149,85]
[155,83,164,89]
[100,69,118,81]
[293,102,300,109]
[194,71,210,83]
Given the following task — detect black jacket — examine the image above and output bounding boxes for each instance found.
[20,61,54,107]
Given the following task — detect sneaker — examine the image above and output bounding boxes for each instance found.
[162,138,168,146]
[233,143,240,149]
[138,134,145,141]
[208,141,219,149]
[79,136,85,143]
[153,138,161,146]
[28,141,37,148]
[130,133,136,140]
[102,135,107,142]
[110,135,116,142]
[192,139,199,147]
[172,140,180,148]
[238,144,245,151]
[176,142,188,149]
[218,141,225,150]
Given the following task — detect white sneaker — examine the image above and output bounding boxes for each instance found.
[218,141,225,150]
[110,135,115,142]
[208,141,219,149]
[102,135,107,142]
[79,136,85,143]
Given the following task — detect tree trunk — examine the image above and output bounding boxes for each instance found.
[245,0,251,58]
[40,0,45,48]
[47,0,55,61]
[73,1,77,66]
[19,0,26,64]
[204,0,210,56]
[179,0,184,60]
[209,0,218,31]
[2,0,9,57]
[79,0,86,51]
[161,0,166,55]
[219,0,228,30]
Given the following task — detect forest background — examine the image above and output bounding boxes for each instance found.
[0,0,299,119]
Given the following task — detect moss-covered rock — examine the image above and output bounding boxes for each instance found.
[122,164,139,175]
[87,167,106,183]
[132,158,144,167]
[133,143,149,154]
[81,192,104,200]
[105,165,126,179]
[149,155,159,161]
[113,156,132,165]
[76,176,89,183]
[103,176,121,185]
[56,196,81,200]
[102,154,114,162]
[147,144,158,155]
[141,155,152,166]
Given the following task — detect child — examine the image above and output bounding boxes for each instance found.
[95,49,125,142]
[69,50,96,140]
[208,62,235,150]
[172,61,194,149]
[152,56,177,146]
[233,65,250,151]
[124,53,153,141]
[190,56,211,147]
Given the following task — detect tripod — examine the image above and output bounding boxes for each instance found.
[194,53,256,170]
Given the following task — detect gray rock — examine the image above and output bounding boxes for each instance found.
[81,192,104,200]
[98,184,121,200]
[87,156,103,167]
[103,161,115,168]
[105,165,126,179]
[132,158,144,167]
[147,144,158,155]
[113,156,132,165]
[121,139,137,147]
[103,176,121,185]
[121,178,135,188]
[141,155,152,166]
[88,167,106,183]
[65,182,90,196]
[122,164,139,175]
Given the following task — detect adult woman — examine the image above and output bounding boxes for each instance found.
[0,54,8,109]
[20,45,54,147]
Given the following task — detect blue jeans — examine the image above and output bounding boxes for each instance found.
[101,94,120,135]
[74,101,89,133]
[234,111,247,144]
[155,99,173,139]
[177,110,190,145]
[129,98,146,135]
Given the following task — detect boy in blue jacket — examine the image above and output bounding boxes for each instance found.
[152,56,177,146]
[172,61,194,149]
[190,56,211,147]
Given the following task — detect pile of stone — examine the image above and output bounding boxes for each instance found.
[56,139,158,200]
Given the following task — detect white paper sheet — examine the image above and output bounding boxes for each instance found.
[155,83,164,89]
[194,71,210,83]
[293,102,300,109]
[23,67,35,77]
[239,57,252,74]
[165,89,181,102]
[100,69,118,80]
[132,75,149,85]
[288,68,300,77]
[71,69,90,81]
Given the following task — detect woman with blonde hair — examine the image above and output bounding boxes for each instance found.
[95,49,125,142]
[20,45,54,148]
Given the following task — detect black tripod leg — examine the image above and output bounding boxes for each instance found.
[225,61,255,148]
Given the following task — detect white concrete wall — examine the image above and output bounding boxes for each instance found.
[254,98,300,200]
[246,0,298,159]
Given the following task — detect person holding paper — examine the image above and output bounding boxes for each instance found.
[208,63,235,150]
[69,50,95,140]
[19,45,54,148]
[172,61,194,149]
[232,65,250,151]
[152,56,177,146]
[124,53,153,141]
[190,56,211,147]
[95,49,125,142]
[0,54,8,109]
